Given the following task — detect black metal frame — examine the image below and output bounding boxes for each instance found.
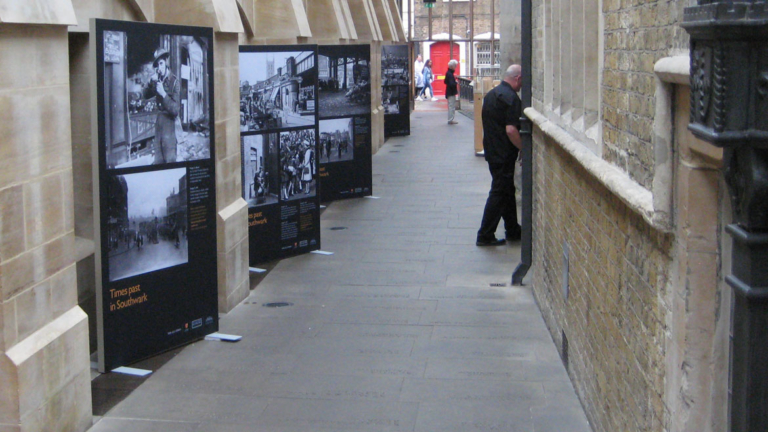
[682,4,768,431]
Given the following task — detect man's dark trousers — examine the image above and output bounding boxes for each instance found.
[477,159,517,241]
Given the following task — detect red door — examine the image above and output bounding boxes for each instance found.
[429,42,460,96]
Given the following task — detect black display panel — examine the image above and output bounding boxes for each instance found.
[382,44,411,137]
[92,19,218,372]
[317,44,373,201]
[239,45,321,264]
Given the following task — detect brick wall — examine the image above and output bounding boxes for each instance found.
[531,128,674,432]
[602,0,688,188]
[412,0,500,40]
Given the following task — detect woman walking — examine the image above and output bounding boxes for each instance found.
[419,59,437,101]
[445,59,459,124]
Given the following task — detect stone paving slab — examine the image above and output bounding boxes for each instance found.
[89,111,590,432]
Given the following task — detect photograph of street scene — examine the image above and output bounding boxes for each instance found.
[382,45,410,85]
[319,118,354,163]
[383,86,408,115]
[242,134,280,207]
[279,129,317,201]
[318,47,370,118]
[102,31,211,169]
[240,50,316,132]
[106,168,189,281]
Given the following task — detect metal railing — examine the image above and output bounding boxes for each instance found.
[458,76,474,103]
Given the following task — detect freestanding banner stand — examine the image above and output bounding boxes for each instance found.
[317,45,373,202]
[382,44,411,137]
[239,45,322,264]
[91,19,219,372]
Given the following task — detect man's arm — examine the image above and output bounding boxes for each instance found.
[506,125,522,150]
[160,76,181,117]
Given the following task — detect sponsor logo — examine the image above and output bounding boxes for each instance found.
[299,240,308,247]
[205,316,214,325]
[310,239,317,245]
[191,318,203,329]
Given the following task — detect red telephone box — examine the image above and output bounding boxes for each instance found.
[429,42,460,96]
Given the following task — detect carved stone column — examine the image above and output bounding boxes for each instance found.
[682,4,768,431]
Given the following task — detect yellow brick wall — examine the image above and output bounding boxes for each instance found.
[602,0,688,188]
[531,128,674,432]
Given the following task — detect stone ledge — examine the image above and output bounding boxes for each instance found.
[526,107,664,231]
[654,55,690,85]
[5,307,87,365]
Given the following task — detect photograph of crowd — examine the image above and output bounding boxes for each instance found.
[240,50,316,132]
[382,45,410,86]
[106,168,189,281]
[319,118,354,164]
[318,46,371,118]
[102,31,211,169]
[279,129,317,201]
[242,134,280,207]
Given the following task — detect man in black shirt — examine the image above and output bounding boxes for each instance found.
[476,65,523,246]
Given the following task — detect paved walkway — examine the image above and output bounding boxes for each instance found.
[88,111,591,432]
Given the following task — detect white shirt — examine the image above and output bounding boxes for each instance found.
[414,59,425,78]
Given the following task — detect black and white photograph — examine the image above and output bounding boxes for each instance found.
[319,118,354,164]
[242,134,280,207]
[318,46,371,118]
[106,168,189,281]
[103,31,211,169]
[279,129,317,201]
[240,50,316,131]
[383,86,408,115]
[382,45,410,86]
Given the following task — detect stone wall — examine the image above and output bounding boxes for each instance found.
[528,0,733,429]
[602,0,689,187]
[0,22,92,432]
[531,127,674,431]
[412,0,500,40]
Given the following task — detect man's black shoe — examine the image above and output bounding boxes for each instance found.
[506,226,522,242]
[476,238,506,247]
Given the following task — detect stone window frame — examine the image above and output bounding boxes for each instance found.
[540,0,602,155]
[526,56,691,233]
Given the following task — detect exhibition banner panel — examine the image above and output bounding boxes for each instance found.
[240,45,321,264]
[92,19,218,372]
[317,44,373,202]
[382,44,411,137]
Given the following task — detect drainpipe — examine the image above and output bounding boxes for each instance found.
[512,0,532,285]
[681,5,768,431]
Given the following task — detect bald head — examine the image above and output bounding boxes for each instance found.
[504,64,523,91]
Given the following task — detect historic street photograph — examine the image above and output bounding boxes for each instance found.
[382,45,410,85]
[107,168,189,281]
[318,46,371,118]
[240,50,316,132]
[279,129,317,201]
[102,31,212,169]
[242,134,280,207]
[383,86,409,115]
[319,117,354,164]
